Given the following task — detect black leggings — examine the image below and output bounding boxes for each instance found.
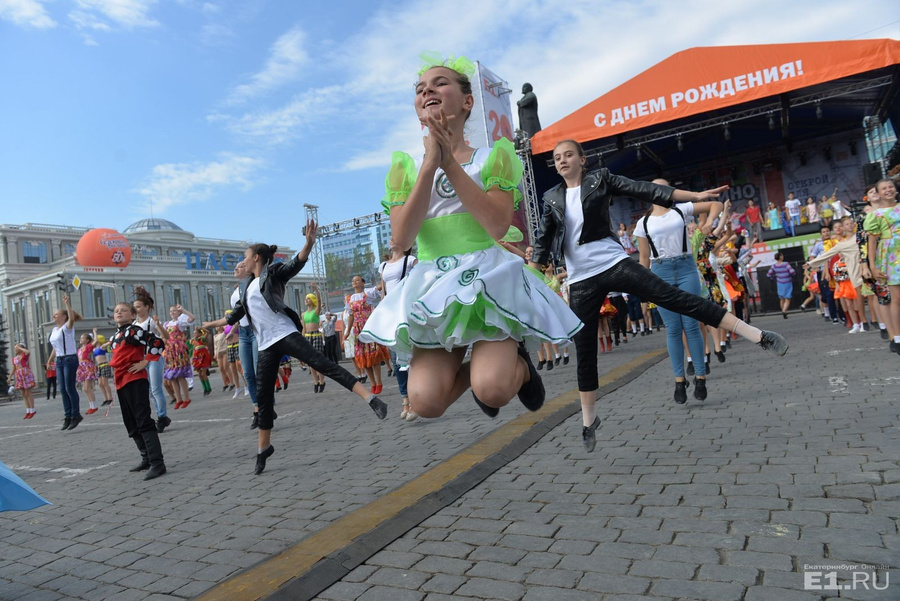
[256,332,358,430]
[569,258,727,392]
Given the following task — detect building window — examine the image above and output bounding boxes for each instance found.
[22,241,48,264]
[63,243,77,256]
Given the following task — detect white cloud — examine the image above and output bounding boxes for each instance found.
[227,26,308,104]
[0,0,56,29]
[213,84,345,144]
[71,0,159,30]
[206,0,900,174]
[136,154,264,212]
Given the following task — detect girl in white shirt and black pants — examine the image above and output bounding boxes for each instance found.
[205,221,387,475]
[634,183,720,403]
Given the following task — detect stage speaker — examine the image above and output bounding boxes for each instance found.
[863,162,883,186]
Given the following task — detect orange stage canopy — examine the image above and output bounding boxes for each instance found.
[531,39,900,155]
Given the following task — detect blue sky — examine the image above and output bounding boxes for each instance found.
[1,0,898,247]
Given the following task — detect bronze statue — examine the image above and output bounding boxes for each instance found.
[517,83,541,139]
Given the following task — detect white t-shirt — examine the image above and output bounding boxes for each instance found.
[563,186,629,284]
[633,202,695,259]
[49,324,77,357]
[245,278,296,351]
[379,256,418,296]
[134,315,164,337]
[164,313,193,332]
[785,198,802,217]
[831,201,848,219]
[230,287,250,327]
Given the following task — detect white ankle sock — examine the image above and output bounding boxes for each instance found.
[555,353,561,359]
[581,401,596,427]
[894,336,900,344]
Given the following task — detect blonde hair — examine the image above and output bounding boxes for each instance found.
[305,293,318,309]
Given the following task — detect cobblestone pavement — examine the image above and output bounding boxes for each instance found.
[2,313,898,601]
[315,314,899,601]
[0,339,627,601]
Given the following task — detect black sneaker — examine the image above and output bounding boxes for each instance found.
[674,381,688,404]
[725,338,732,349]
[537,360,545,371]
[563,355,570,364]
[863,322,870,332]
[169,398,177,405]
[799,305,807,313]
[67,415,83,430]
[515,345,545,411]
[640,330,646,336]
[250,413,259,429]
[686,362,695,376]
[144,464,167,481]
[473,392,499,418]
[614,336,620,346]
[715,351,726,363]
[554,356,561,366]
[782,312,788,319]
[832,318,840,324]
[693,377,707,401]
[546,360,554,371]
[369,396,387,419]
[881,328,889,340]
[156,415,171,434]
[892,341,900,354]
[61,417,71,431]
[101,399,113,406]
[582,416,600,453]
[254,445,275,475]
[758,330,788,356]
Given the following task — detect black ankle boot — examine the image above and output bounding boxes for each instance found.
[141,430,167,480]
[130,435,150,472]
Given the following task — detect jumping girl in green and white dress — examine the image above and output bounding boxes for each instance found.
[359,54,582,419]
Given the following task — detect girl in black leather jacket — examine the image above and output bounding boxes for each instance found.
[204,220,387,475]
[530,139,788,453]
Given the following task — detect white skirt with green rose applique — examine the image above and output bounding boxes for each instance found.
[359,234,583,360]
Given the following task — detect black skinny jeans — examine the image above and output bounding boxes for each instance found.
[569,258,727,392]
[256,332,359,430]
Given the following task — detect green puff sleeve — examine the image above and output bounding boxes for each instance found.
[481,137,524,209]
[381,151,417,215]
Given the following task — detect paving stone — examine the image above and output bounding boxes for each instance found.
[412,556,473,576]
[421,573,465,594]
[650,579,745,600]
[698,564,759,585]
[357,586,424,601]
[455,577,525,601]
[318,582,371,601]
[578,573,650,595]
[465,561,528,583]
[725,550,793,571]
[744,587,821,601]
[365,567,429,590]
[521,587,598,601]
[628,559,697,579]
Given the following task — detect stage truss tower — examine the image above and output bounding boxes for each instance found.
[516,136,541,246]
[304,203,329,312]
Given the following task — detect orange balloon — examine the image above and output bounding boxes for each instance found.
[75,228,132,268]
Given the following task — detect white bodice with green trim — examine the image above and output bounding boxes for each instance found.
[417,147,489,220]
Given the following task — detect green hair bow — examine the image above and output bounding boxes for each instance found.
[417,52,476,79]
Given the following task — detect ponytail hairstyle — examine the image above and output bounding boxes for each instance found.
[248,243,278,266]
[133,285,155,310]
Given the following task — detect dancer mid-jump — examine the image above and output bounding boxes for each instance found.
[204,220,387,475]
[360,54,582,419]
[531,139,788,452]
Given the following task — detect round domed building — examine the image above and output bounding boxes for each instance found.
[1,219,315,384]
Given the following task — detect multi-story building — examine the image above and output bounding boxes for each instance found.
[1,219,314,384]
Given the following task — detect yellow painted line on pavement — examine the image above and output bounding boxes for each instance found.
[197,348,666,601]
